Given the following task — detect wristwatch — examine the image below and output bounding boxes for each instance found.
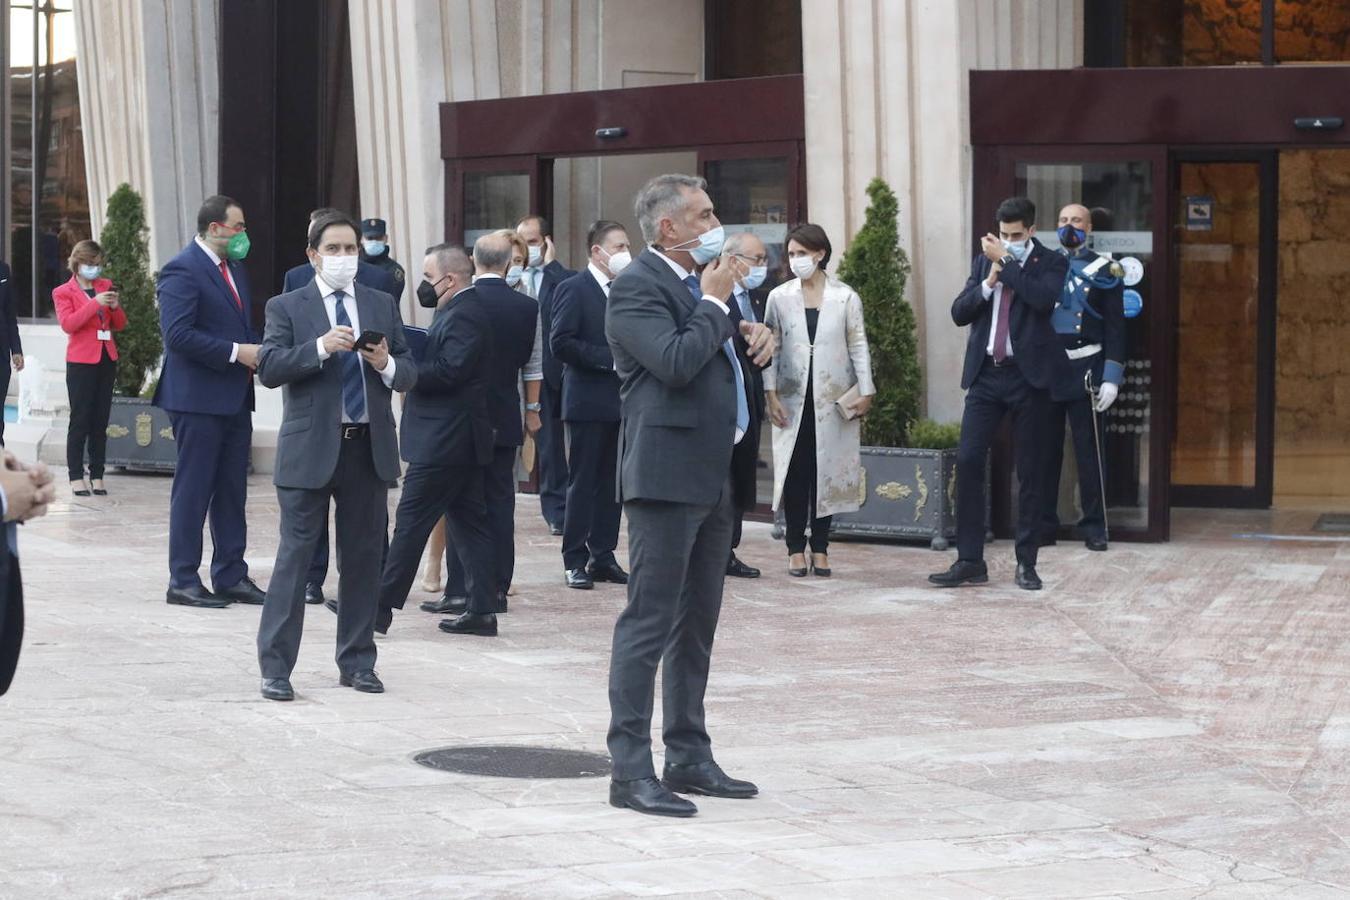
[998,254,1016,268]
[525,402,542,412]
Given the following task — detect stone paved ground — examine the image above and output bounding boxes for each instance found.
[3,473,1350,899]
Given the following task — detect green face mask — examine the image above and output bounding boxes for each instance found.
[225,230,251,261]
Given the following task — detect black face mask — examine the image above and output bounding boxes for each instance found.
[416,278,443,309]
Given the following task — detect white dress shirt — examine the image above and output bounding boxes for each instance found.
[981,271,1015,359]
[587,262,613,298]
[312,275,397,423]
[195,236,245,364]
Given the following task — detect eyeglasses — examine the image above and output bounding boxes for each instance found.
[732,252,769,266]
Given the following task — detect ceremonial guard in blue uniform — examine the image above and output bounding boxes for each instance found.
[1041,204,1126,551]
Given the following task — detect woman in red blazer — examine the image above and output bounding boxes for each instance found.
[53,240,127,496]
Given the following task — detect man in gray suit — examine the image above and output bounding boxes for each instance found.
[605,174,776,817]
[255,211,417,701]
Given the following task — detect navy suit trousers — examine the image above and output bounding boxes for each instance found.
[167,406,252,590]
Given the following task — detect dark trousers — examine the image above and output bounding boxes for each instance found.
[607,479,734,781]
[305,520,388,587]
[0,549,22,696]
[1043,394,1106,541]
[731,514,743,551]
[0,368,10,446]
[167,406,251,591]
[782,411,831,555]
[536,383,568,526]
[561,419,621,570]
[446,445,517,597]
[65,351,117,480]
[380,461,499,615]
[257,433,387,679]
[956,359,1050,566]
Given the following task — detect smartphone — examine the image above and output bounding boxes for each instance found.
[353,329,384,351]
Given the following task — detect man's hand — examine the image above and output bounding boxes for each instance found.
[357,337,390,372]
[700,255,735,302]
[1,452,54,522]
[543,236,557,265]
[1095,382,1119,413]
[981,233,1004,263]
[739,321,776,367]
[321,326,355,355]
[10,354,22,372]
[236,343,261,370]
[766,392,789,428]
[985,259,1002,288]
[525,410,542,435]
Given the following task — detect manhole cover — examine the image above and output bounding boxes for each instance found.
[1313,514,1350,533]
[413,745,610,779]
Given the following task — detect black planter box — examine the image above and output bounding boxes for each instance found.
[105,397,177,472]
[831,446,988,550]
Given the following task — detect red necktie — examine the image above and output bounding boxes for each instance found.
[219,261,243,310]
[992,284,1012,363]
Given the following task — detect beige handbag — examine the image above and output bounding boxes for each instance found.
[834,384,863,421]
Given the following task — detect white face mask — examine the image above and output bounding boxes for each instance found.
[527,244,543,267]
[788,255,818,280]
[602,247,632,276]
[318,253,359,290]
[506,264,525,286]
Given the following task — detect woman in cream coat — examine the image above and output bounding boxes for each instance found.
[763,224,875,577]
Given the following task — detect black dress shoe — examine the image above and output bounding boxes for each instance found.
[662,760,759,799]
[610,776,698,817]
[420,594,467,614]
[260,678,294,701]
[548,521,564,536]
[166,584,230,609]
[726,554,760,578]
[304,583,324,605]
[928,559,989,587]
[219,577,266,605]
[439,612,498,636]
[374,605,393,635]
[1015,563,1043,591]
[566,568,594,589]
[1085,536,1108,552]
[587,561,629,584]
[340,669,385,693]
[324,596,338,614]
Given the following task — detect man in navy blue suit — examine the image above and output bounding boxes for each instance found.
[280,207,399,607]
[550,220,630,590]
[0,260,24,447]
[154,195,266,609]
[515,214,574,534]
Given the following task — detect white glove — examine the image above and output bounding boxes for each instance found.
[1095,382,1118,413]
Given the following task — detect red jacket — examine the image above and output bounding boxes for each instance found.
[53,275,128,363]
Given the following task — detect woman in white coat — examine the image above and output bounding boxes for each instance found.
[763,224,876,577]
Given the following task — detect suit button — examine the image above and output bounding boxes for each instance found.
[1076,311,1083,317]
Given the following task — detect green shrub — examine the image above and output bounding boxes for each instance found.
[906,419,961,450]
[100,184,161,396]
[835,177,920,447]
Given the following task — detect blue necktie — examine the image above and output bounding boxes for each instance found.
[684,275,749,438]
[332,291,367,422]
[736,290,756,324]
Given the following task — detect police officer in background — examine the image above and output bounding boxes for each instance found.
[359,218,406,301]
[1040,203,1125,552]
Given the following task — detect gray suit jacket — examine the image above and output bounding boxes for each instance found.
[605,248,737,506]
[257,280,417,489]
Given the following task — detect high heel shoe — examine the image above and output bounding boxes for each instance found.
[811,553,832,577]
[788,553,809,577]
[71,480,91,497]
[91,479,108,496]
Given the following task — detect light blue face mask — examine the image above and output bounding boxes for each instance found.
[527,245,543,267]
[671,226,725,265]
[1002,238,1031,262]
[362,240,386,256]
[79,264,103,281]
[741,264,767,290]
[506,264,525,286]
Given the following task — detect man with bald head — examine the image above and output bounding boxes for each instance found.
[435,231,542,635]
[1041,203,1126,552]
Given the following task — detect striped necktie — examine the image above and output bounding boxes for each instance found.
[332,291,367,422]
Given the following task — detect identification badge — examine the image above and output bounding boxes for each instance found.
[97,329,112,342]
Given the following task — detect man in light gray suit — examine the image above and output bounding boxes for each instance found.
[255,211,417,701]
[604,174,776,817]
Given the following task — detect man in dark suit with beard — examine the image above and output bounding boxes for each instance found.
[930,196,1070,592]
[604,174,775,818]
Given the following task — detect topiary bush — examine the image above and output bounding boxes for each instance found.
[835,177,921,447]
[906,419,961,450]
[100,184,161,396]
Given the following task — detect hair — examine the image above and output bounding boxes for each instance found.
[473,231,513,272]
[785,223,833,270]
[308,206,344,223]
[634,174,706,244]
[307,210,360,250]
[425,242,473,281]
[996,196,1036,228]
[1090,206,1114,231]
[494,228,529,263]
[516,214,551,236]
[723,230,763,258]
[586,219,625,250]
[69,239,103,269]
[196,194,239,235]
